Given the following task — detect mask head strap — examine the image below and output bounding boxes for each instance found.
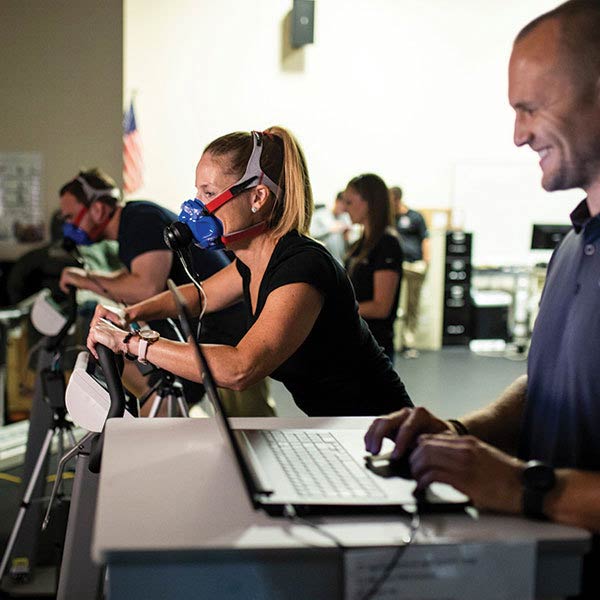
[72,205,88,227]
[76,176,120,205]
[71,178,118,241]
[204,131,283,214]
[221,221,268,246]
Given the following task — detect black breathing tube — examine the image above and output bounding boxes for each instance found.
[163,222,207,330]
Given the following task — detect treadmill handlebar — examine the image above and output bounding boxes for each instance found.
[89,343,126,474]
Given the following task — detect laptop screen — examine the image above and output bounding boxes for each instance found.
[166,279,262,507]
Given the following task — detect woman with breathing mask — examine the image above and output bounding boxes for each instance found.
[88,127,412,416]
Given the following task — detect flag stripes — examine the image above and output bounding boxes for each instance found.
[123,100,143,194]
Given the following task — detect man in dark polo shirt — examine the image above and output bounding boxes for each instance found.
[365,2,600,597]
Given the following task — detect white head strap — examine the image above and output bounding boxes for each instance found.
[237,132,283,200]
[76,176,120,204]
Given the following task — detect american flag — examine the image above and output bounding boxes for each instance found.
[123,100,143,195]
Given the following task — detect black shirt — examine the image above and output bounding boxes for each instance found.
[235,231,413,416]
[345,232,404,356]
[396,209,428,262]
[118,200,246,345]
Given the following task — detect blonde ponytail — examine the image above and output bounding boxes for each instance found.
[264,126,313,238]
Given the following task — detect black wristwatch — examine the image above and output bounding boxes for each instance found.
[522,460,556,520]
[122,331,138,361]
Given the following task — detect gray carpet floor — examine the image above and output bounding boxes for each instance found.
[271,346,527,419]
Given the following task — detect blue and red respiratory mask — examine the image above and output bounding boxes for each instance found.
[177,131,283,250]
[62,176,120,246]
[62,212,94,246]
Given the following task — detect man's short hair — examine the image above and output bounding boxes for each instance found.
[389,186,403,202]
[59,168,121,208]
[515,0,600,78]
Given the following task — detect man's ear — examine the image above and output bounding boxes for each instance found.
[88,201,112,224]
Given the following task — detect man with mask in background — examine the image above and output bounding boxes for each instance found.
[59,168,272,415]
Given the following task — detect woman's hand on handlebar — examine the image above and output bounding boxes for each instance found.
[90,303,128,329]
[87,304,130,359]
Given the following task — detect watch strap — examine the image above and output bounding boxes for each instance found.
[138,337,150,364]
[137,331,159,364]
[448,419,469,436]
[522,487,548,520]
[122,330,138,361]
[522,461,555,520]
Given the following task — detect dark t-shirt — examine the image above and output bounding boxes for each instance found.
[235,231,413,416]
[396,209,428,262]
[345,232,404,355]
[118,201,246,345]
[118,201,231,283]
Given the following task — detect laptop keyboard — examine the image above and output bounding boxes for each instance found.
[261,430,387,499]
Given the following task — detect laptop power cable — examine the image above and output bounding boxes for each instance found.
[282,504,346,550]
[282,503,421,600]
[360,507,421,600]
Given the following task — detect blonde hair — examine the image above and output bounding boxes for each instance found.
[204,126,313,239]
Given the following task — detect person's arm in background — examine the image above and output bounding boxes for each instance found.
[421,237,430,264]
[92,261,244,326]
[59,249,172,304]
[418,211,430,264]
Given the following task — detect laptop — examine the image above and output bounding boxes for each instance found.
[167,280,469,516]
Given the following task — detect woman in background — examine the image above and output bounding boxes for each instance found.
[344,173,404,361]
[88,128,412,416]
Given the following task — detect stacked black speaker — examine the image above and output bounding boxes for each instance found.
[443,232,472,345]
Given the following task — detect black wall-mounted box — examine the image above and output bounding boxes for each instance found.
[291,0,315,48]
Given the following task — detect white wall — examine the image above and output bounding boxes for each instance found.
[0,0,123,260]
[124,0,580,265]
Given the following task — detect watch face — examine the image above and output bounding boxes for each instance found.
[139,330,160,342]
[523,461,556,491]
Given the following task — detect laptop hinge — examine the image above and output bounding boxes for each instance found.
[233,431,273,496]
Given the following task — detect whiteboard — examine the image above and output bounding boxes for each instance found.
[453,161,582,266]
